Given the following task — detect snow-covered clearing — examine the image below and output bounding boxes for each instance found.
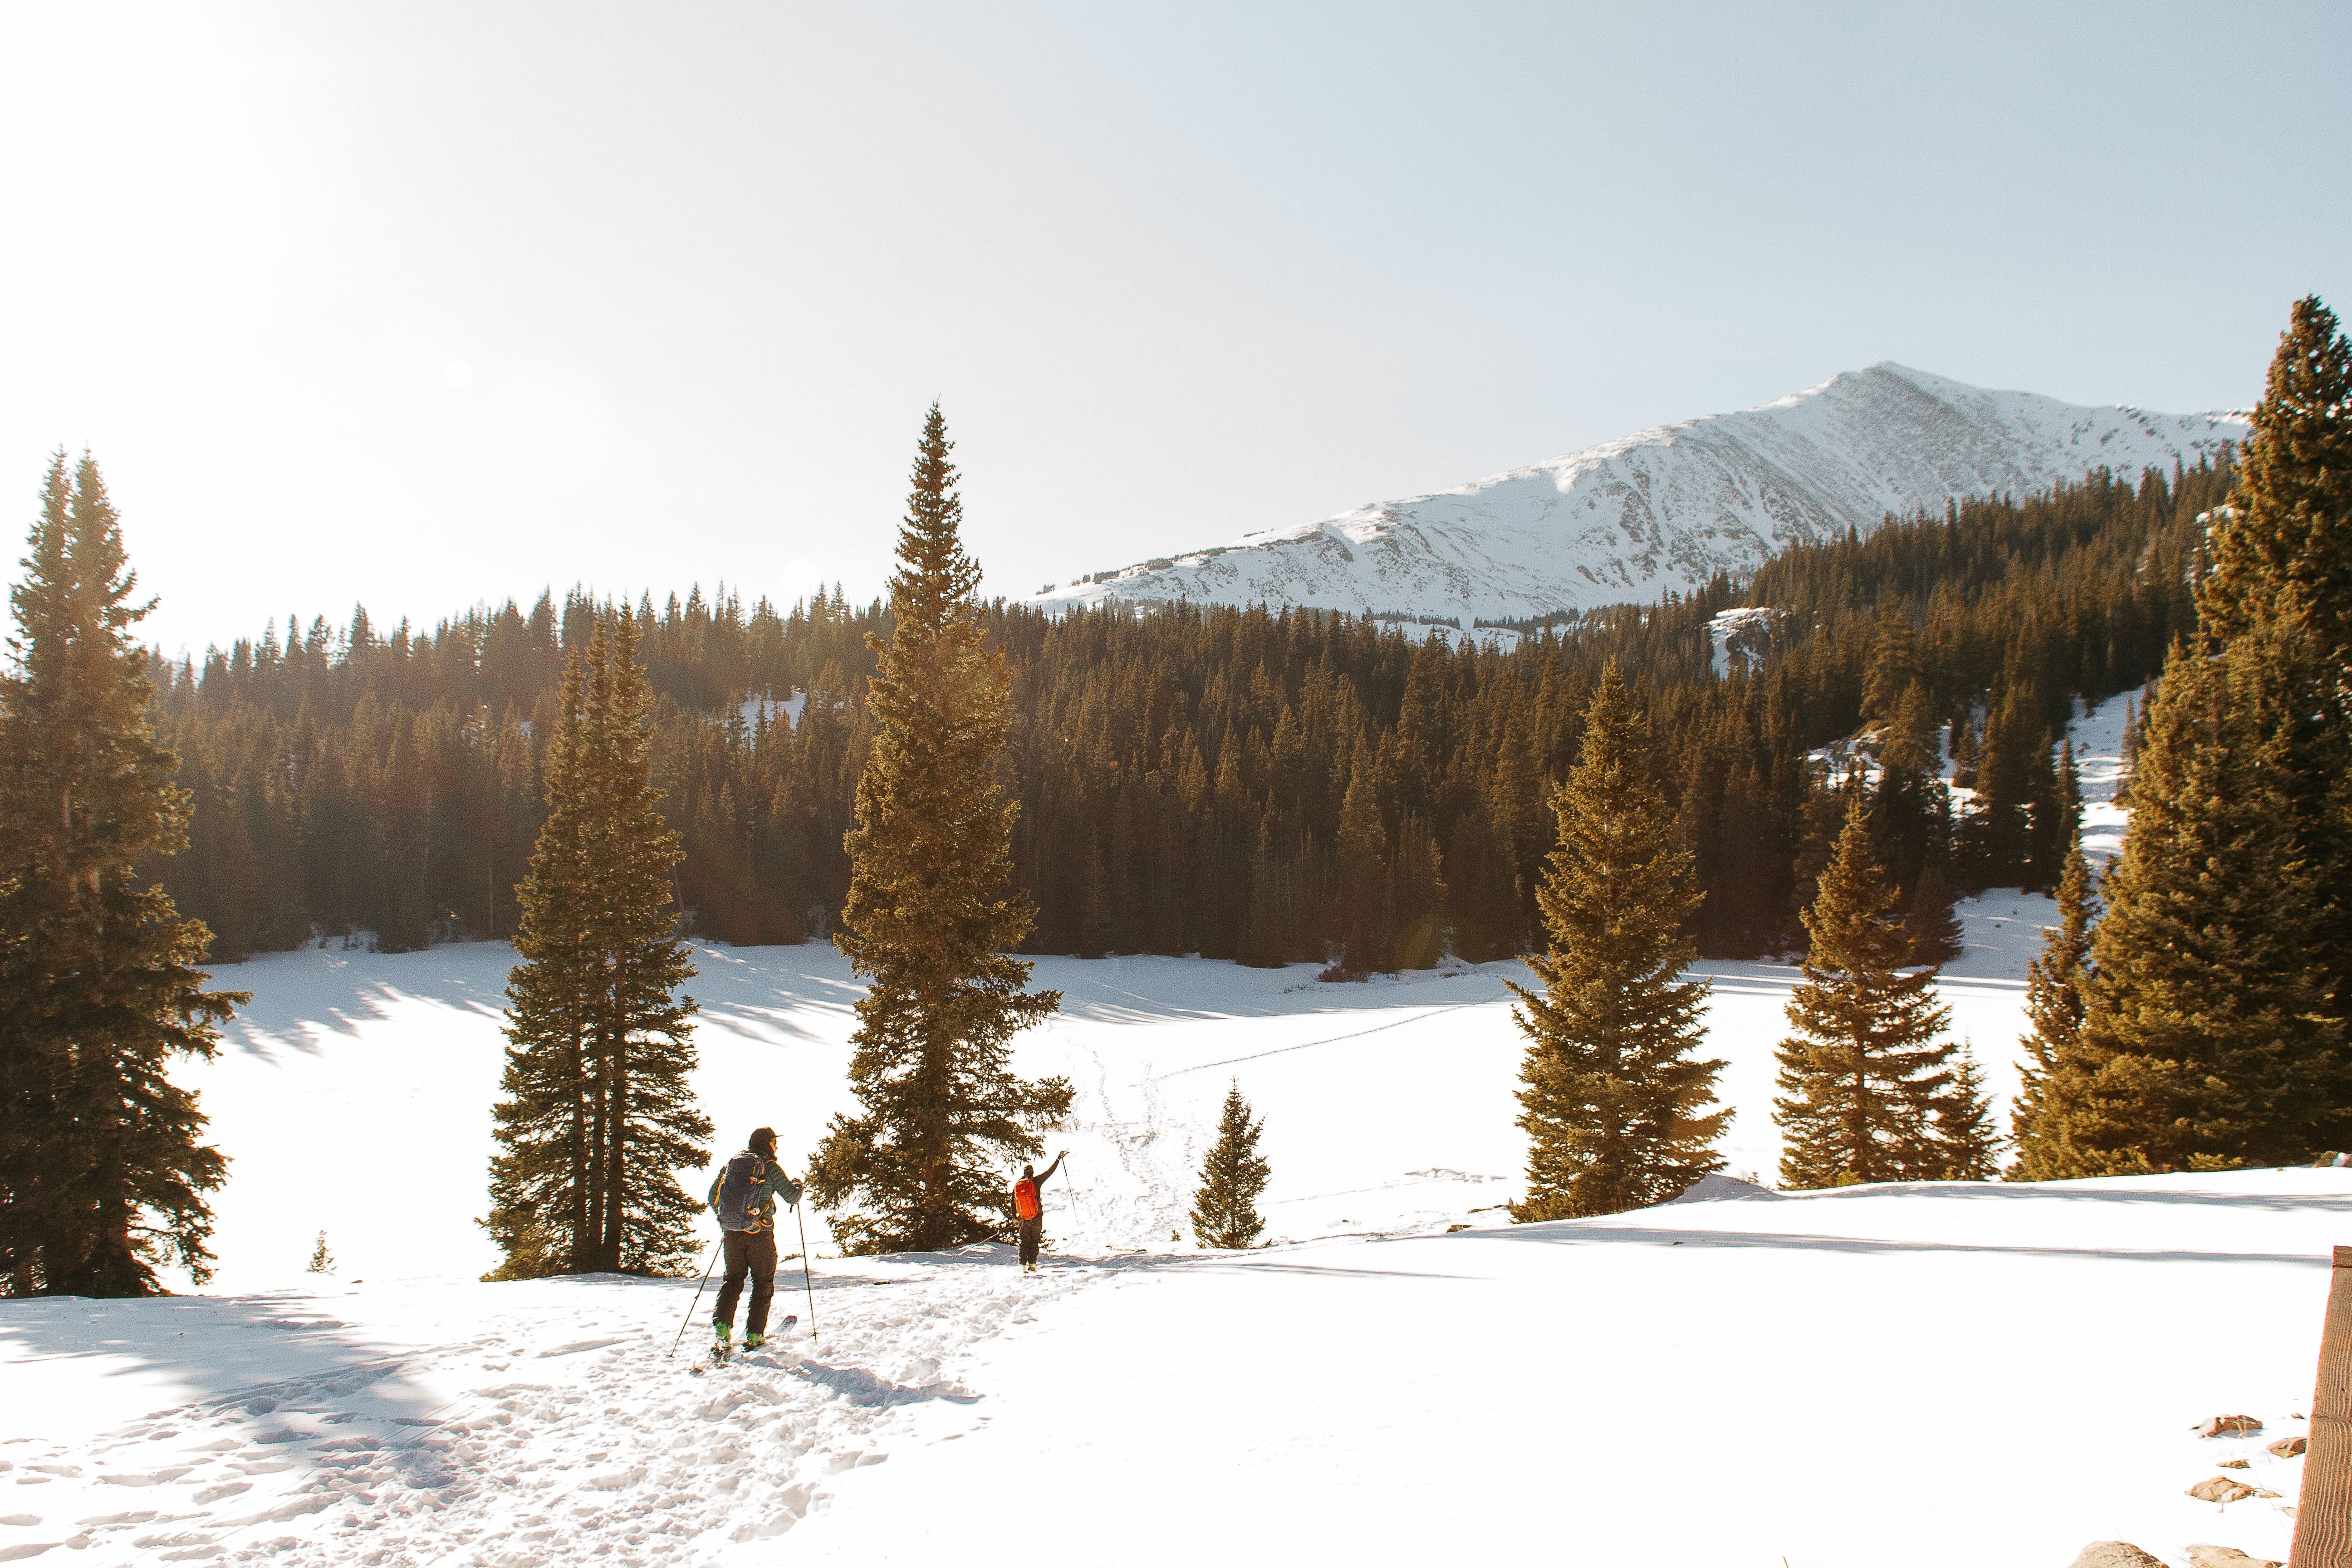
[4,1163,2332,1566]
[4,686,2328,1565]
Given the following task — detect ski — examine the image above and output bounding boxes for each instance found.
[691,1314,798,1375]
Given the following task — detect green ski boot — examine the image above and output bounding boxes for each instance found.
[744,1332,765,1352]
[710,1323,732,1366]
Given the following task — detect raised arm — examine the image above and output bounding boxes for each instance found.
[1035,1152,1067,1188]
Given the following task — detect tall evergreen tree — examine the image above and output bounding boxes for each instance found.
[1509,663,1727,1220]
[1334,760,1393,973]
[2014,632,2349,1175]
[1862,602,1921,723]
[1964,682,2035,886]
[0,455,244,1296]
[2203,296,2352,658]
[1773,794,1972,1188]
[2009,832,2097,1178]
[2199,294,2352,1013]
[808,407,1070,1254]
[484,608,710,1278]
[1867,681,1949,895]
[1190,1080,1271,1249]
[2023,738,2081,891]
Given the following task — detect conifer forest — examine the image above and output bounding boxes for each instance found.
[147,461,2222,971]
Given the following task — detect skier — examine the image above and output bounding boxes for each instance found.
[706,1127,803,1359]
[1012,1150,1068,1274]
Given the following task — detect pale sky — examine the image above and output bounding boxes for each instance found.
[3,3,2346,658]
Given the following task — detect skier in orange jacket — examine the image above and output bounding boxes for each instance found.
[1012,1151,1067,1273]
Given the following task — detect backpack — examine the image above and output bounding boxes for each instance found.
[1013,1177,1040,1221]
[718,1153,768,1231]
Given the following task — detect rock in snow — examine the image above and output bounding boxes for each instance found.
[2186,1476,2263,1503]
[2192,1415,2265,1438]
[1027,363,2248,627]
[2268,1435,2308,1458]
[2068,1545,2165,1568]
[2185,1547,2283,1568]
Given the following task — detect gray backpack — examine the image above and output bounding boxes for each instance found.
[716,1153,766,1230]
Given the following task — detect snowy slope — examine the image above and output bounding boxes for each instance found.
[1026,365,2246,623]
[7,689,2318,1568]
[2,1160,2330,1567]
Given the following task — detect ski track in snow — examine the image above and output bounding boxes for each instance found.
[0,1257,1093,1565]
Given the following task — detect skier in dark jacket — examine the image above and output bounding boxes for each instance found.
[707,1127,803,1355]
[1012,1151,1067,1274]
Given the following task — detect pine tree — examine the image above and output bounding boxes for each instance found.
[0,455,245,1297]
[2021,735,2080,891]
[1867,681,1949,895]
[1964,683,2035,886]
[1190,1081,1270,1249]
[1773,794,1971,1188]
[1334,761,1392,973]
[484,608,710,1278]
[2009,833,2096,1177]
[2112,694,2141,807]
[1903,862,1965,965]
[1862,602,1921,723]
[1939,1046,2002,1180]
[2203,296,2352,659]
[306,1230,335,1274]
[808,407,1070,1254]
[2199,294,2352,1017]
[1509,662,1728,1220]
[2014,633,2349,1175]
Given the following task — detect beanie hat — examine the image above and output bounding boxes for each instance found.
[749,1126,778,1154]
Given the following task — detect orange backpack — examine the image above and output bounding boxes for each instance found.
[1014,1177,1040,1220]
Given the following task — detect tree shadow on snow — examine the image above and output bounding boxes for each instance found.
[0,1286,469,1521]
[1474,1223,2335,1270]
[1719,1178,2352,1216]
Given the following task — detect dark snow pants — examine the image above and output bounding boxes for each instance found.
[1018,1217,1043,1267]
[715,1229,777,1337]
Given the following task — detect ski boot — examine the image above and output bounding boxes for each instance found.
[744,1332,765,1352]
[710,1322,733,1366]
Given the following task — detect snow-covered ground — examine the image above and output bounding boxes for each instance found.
[7,681,2318,1568]
[3,1158,2330,1566]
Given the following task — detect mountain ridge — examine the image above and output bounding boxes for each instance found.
[1025,363,2249,625]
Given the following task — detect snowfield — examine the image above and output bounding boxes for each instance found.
[1026,363,2246,627]
[2,690,2329,1566]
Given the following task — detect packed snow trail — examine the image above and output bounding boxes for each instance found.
[0,1250,1097,1564]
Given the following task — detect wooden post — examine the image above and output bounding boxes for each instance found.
[2291,1245,2352,1568]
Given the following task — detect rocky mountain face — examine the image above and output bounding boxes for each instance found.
[1025,363,2249,626]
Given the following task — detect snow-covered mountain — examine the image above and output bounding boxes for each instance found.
[1026,364,2249,625]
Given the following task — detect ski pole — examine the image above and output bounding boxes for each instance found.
[667,1237,724,1359]
[794,1200,819,1345]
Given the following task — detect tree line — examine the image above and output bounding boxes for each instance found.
[149,459,2223,974]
